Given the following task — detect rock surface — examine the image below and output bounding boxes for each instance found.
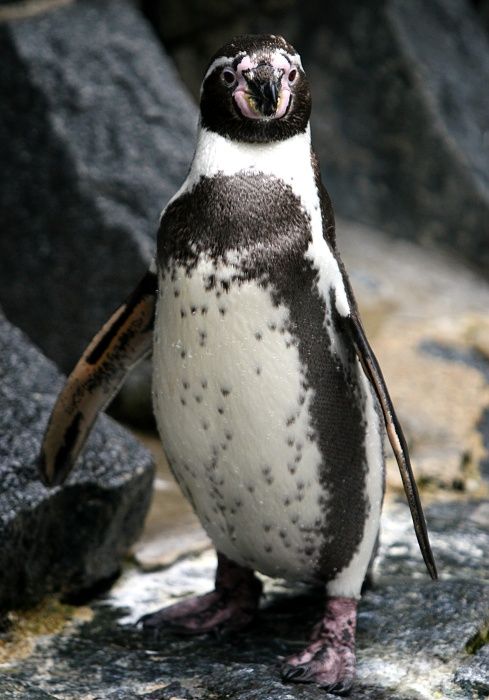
[0,0,196,374]
[0,498,487,699]
[147,0,489,273]
[0,310,154,611]
[338,218,489,501]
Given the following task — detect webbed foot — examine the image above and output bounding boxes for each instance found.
[139,552,262,635]
[281,597,357,695]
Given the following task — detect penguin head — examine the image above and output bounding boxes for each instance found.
[200,34,311,144]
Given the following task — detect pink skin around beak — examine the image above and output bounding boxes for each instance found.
[233,53,294,120]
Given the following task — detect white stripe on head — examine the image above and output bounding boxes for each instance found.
[278,48,303,69]
[202,54,244,85]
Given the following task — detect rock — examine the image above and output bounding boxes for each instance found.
[0,677,57,700]
[454,646,489,699]
[0,0,197,422]
[0,310,154,612]
[130,431,211,572]
[1,497,487,698]
[147,0,489,273]
[305,0,489,271]
[338,218,489,496]
[475,0,489,35]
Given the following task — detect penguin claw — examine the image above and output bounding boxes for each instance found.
[324,680,352,696]
[281,664,309,681]
[281,657,354,694]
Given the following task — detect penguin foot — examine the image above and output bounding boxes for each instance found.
[281,597,357,695]
[139,552,262,635]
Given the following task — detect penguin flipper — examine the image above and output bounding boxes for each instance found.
[39,269,157,487]
[342,306,438,581]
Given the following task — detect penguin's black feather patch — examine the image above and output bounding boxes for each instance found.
[158,173,369,581]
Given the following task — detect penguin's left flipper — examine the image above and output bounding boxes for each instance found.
[39,269,157,488]
[339,290,438,581]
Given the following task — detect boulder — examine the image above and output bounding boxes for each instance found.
[305,0,489,271]
[0,0,196,374]
[0,310,154,612]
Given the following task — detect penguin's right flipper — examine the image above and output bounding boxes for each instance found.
[39,268,157,487]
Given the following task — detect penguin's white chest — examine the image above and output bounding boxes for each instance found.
[152,257,326,580]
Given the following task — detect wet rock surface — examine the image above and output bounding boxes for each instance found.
[0,0,196,374]
[0,498,487,699]
[0,310,154,611]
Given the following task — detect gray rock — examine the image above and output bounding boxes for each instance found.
[454,646,489,699]
[0,310,154,611]
[0,0,196,375]
[2,498,487,698]
[475,0,489,35]
[306,0,489,272]
[0,677,57,700]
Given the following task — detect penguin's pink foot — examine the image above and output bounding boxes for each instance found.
[281,597,357,695]
[139,553,262,635]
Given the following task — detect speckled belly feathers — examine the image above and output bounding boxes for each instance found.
[153,173,382,588]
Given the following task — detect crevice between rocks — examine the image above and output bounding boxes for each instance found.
[465,621,489,655]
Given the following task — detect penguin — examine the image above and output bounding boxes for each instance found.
[39,34,437,694]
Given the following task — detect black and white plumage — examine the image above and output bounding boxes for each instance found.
[39,34,436,693]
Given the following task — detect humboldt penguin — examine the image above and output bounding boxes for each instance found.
[39,34,437,694]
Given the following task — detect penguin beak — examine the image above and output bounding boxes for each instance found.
[233,64,291,120]
[246,74,280,117]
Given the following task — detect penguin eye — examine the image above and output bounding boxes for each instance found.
[288,68,298,85]
[221,68,237,86]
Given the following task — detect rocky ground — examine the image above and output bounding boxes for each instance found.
[1,220,488,699]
